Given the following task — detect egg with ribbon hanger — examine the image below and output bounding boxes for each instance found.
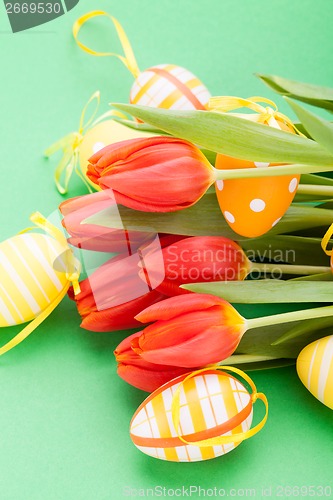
[130,366,268,462]
[73,10,211,112]
[45,91,153,195]
[210,96,303,238]
[0,212,81,355]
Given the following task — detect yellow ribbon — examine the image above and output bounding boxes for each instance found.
[171,365,268,447]
[73,10,140,79]
[208,96,305,136]
[321,223,333,257]
[0,213,81,356]
[44,91,127,194]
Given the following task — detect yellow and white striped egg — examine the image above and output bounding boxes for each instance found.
[0,233,69,326]
[297,336,333,410]
[130,64,211,111]
[130,369,253,462]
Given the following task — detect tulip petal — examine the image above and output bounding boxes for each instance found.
[135,293,228,323]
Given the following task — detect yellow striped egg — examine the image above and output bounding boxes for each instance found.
[297,336,333,410]
[0,233,69,326]
[130,64,211,111]
[130,369,253,462]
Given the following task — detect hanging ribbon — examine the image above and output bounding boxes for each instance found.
[208,96,305,136]
[171,365,268,447]
[0,213,81,356]
[321,223,333,256]
[73,10,141,79]
[44,91,128,194]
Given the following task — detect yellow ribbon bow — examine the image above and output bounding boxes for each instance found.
[44,91,127,194]
[171,365,268,447]
[208,95,305,136]
[0,213,81,356]
[321,223,333,257]
[73,10,141,79]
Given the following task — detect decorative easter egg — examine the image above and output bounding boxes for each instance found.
[0,233,69,326]
[297,336,333,410]
[130,64,211,111]
[215,155,300,238]
[79,119,154,190]
[130,369,254,462]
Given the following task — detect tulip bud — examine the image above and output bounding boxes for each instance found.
[132,294,247,367]
[69,253,165,332]
[115,332,191,392]
[59,190,152,253]
[140,236,251,296]
[87,136,215,212]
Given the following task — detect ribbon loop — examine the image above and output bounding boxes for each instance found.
[171,365,268,448]
[321,223,333,256]
[73,10,140,78]
[208,95,305,136]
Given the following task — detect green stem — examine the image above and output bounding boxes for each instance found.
[213,164,333,180]
[251,262,331,275]
[217,354,278,365]
[297,184,333,196]
[247,305,333,330]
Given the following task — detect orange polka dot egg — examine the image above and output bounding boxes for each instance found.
[215,155,300,238]
[130,368,267,462]
[130,64,211,111]
[211,97,301,238]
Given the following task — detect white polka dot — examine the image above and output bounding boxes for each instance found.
[224,211,235,223]
[250,199,266,212]
[254,162,270,168]
[289,178,298,193]
[216,180,224,191]
[92,142,105,154]
[272,217,281,227]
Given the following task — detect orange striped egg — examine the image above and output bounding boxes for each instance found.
[0,233,69,326]
[130,64,211,111]
[130,369,253,462]
[297,336,333,410]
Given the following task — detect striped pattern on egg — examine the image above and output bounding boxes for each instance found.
[297,335,333,410]
[215,154,300,238]
[130,370,253,462]
[130,64,211,111]
[0,233,69,326]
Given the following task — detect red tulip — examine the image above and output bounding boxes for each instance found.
[114,332,191,392]
[59,190,151,253]
[69,253,165,332]
[87,136,215,212]
[132,294,246,367]
[140,236,251,296]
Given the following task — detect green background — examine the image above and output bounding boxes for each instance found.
[1,0,333,498]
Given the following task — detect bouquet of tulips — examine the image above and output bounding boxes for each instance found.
[56,74,333,396]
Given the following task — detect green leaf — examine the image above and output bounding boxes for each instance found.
[271,317,333,345]
[84,192,333,239]
[111,103,333,166]
[236,316,333,358]
[300,173,333,186]
[242,236,331,266]
[113,118,169,135]
[256,74,333,112]
[182,280,333,303]
[293,272,333,282]
[286,98,333,157]
[223,358,295,371]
